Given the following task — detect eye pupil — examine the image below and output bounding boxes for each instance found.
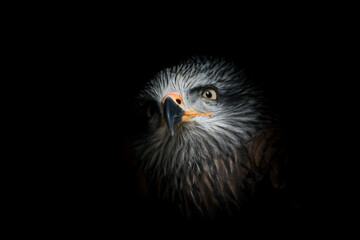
[205,91,212,98]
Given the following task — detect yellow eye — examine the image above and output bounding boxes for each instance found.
[202,89,217,100]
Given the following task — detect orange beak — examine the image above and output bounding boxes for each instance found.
[161,93,213,135]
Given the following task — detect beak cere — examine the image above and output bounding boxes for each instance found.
[163,97,185,136]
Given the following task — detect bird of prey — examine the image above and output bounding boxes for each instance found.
[132,55,289,222]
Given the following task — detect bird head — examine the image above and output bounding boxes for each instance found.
[133,56,269,178]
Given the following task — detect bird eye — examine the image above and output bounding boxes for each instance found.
[146,103,158,118]
[147,105,154,118]
[202,89,217,100]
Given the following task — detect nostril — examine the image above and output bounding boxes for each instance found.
[176,99,181,104]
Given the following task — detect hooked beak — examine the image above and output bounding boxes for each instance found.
[162,93,213,136]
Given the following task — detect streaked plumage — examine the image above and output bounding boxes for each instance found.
[132,55,288,221]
